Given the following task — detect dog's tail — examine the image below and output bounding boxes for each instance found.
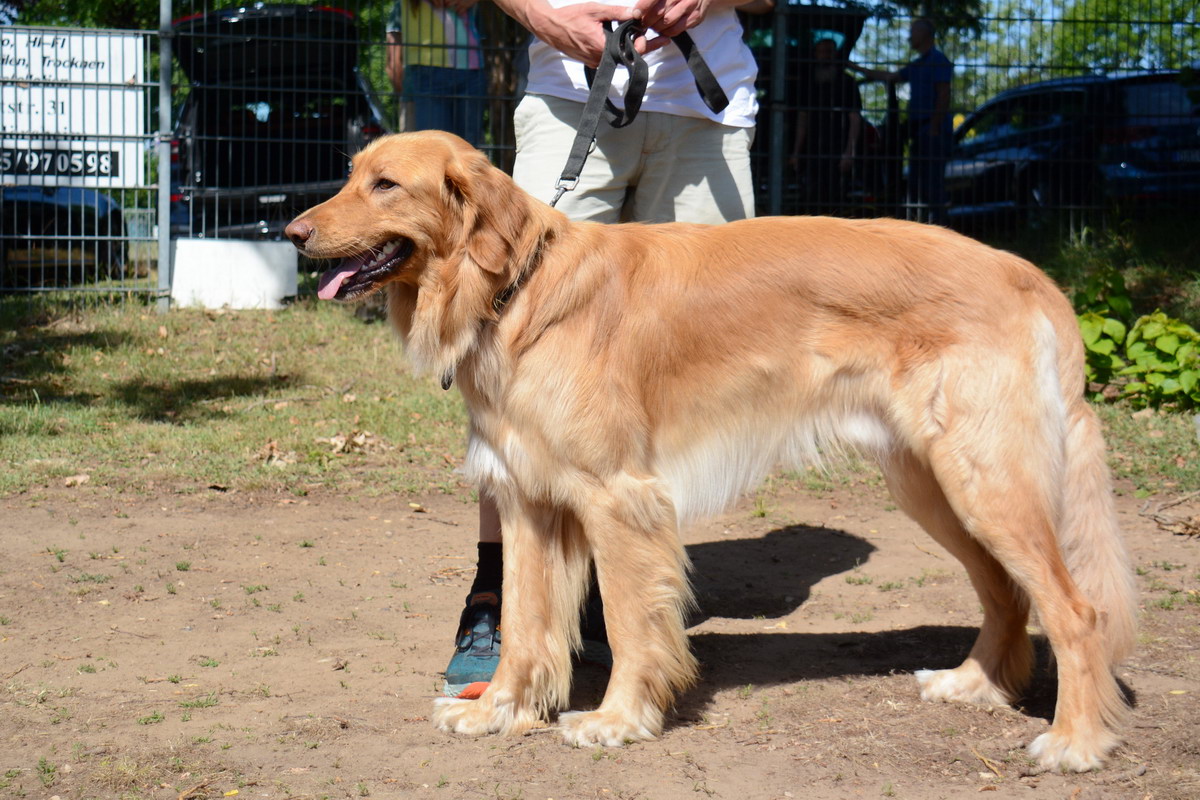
[1053,314,1137,665]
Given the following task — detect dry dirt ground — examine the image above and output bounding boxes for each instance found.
[2,480,1198,800]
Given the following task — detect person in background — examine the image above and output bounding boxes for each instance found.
[850,18,952,224]
[441,0,774,700]
[387,0,487,146]
[789,37,862,215]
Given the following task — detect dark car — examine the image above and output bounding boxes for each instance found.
[945,72,1200,227]
[171,4,388,239]
[0,186,125,285]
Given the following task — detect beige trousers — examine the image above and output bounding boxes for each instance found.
[512,93,756,224]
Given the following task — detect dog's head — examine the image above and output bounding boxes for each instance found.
[285,131,529,302]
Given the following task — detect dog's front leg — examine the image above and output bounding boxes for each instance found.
[433,498,586,737]
[560,476,698,747]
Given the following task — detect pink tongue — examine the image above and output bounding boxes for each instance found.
[317,264,362,300]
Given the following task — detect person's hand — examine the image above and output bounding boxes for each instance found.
[526,1,643,66]
[634,0,712,53]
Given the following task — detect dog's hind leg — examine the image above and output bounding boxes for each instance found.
[921,436,1127,772]
[882,450,1033,708]
[433,499,590,737]
[558,473,697,747]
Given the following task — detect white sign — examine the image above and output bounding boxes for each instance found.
[1,28,145,187]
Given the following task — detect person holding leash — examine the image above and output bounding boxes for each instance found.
[440,0,772,698]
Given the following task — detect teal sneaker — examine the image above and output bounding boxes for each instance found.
[442,592,501,698]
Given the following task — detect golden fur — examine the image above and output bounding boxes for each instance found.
[286,131,1137,771]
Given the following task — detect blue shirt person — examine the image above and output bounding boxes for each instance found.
[851,18,953,224]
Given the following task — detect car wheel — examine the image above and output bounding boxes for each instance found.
[102,212,127,279]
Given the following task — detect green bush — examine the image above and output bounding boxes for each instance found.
[1119,312,1200,408]
[1074,265,1200,409]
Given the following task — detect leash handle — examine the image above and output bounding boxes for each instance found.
[673,31,729,115]
[550,21,729,208]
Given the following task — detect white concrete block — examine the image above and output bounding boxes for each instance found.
[170,239,298,310]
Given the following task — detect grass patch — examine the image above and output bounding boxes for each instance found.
[1095,405,1200,493]
[0,297,468,496]
[179,692,219,709]
[68,571,110,583]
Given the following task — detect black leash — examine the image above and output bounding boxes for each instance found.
[550,20,730,208]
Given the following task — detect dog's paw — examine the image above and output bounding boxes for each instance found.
[432,695,537,737]
[915,666,1011,707]
[1027,728,1115,772]
[558,709,658,748]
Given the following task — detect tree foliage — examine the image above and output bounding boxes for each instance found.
[14,0,160,29]
[1054,0,1199,71]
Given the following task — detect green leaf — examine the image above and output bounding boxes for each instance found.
[1181,370,1199,393]
[1155,333,1181,355]
[1160,378,1182,394]
[1140,320,1165,340]
[1089,338,1116,355]
[1078,314,1103,346]
[1101,317,1127,344]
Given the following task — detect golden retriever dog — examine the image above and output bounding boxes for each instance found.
[286,131,1136,771]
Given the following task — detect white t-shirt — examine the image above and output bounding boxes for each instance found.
[525,1,758,128]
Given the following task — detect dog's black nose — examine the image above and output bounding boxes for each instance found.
[285,219,313,248]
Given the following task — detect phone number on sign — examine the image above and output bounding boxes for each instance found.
[1,149,120,177]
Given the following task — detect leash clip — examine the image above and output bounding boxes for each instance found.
[550,176,578,208]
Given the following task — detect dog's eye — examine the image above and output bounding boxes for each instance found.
[374,178,397,192]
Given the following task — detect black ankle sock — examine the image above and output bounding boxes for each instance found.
[469,542,503,600]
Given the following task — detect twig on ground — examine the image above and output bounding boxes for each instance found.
[971,744,1004,778]
[3,663,30,680]
[911,540,944,560]
[1139,490,1200,537]
[176,781,210,800]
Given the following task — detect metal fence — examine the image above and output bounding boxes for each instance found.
[2,0,1197,300]
[0,26,163,298]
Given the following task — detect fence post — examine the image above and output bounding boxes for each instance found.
[156,0,173,312]
[766,10,787,216]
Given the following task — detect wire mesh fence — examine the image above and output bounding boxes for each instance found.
[2,1,1197,300]
[1,26,161,298]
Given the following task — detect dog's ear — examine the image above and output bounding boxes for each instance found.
[443,150,530,276]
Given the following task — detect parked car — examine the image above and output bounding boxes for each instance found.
[945,72,1200,227]
[0,186,126,284]
[171,4,388,239]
